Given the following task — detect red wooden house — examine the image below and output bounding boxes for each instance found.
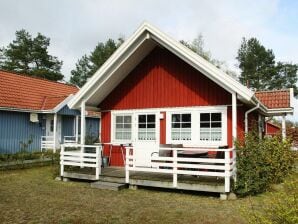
[63,23,294,194]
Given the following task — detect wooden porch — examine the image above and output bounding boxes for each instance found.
[63,166,226,193]
[60,144,234,194]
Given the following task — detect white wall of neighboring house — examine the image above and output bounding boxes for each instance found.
[288,96,298,123]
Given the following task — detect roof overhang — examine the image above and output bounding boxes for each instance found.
[68,22,255,110]
[0,94,75,114]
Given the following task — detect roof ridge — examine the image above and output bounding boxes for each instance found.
[0,69,78,89]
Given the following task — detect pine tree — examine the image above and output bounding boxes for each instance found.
[0,29,63,81]
[70,38,124,87]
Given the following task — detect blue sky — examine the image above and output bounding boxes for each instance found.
[0,0,297,120]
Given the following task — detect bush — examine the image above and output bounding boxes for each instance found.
[243,178,298,224]
[234,132,296,196]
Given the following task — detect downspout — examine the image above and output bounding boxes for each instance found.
[245,103,260,134]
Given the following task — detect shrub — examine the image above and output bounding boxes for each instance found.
[243,178,298,224]
[234,131,296,196]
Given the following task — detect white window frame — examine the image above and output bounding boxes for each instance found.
[170,113,192,141]
[111,113,133,143]
[136,113,157,141]
[111,109,160,144]
[166,106,227,147]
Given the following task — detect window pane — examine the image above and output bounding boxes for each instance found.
[182,114,191,122]
[116,116,123,123]
[147,123,155,128]
[171,131,180,140]
[147,115,155,123]
[211,122,221,128]
[211,113,221,121]
[200,122,210,128]
[139,123,146,128]
[172,123,180,128]
[172,114,181,122]
[200,113,210,121]
[182,122,191,128]
[124,116,131,123]
[116,124,123,129]
[138,115,146,123]
[147,132,156,140]
[124,123,131,129]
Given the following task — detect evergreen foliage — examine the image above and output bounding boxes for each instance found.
[0,29,63,81]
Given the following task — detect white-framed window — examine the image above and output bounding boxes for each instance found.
[138,114,156,140]
[199,113,222,141]
[166,107,227,146]
[171,113,191,140]
[114,114,132,141]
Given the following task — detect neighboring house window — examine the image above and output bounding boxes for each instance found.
[171,113,191,140]
[138,114,156,140]
[115,115,132,140]
[50,120,54,132]
[200,113,222,141]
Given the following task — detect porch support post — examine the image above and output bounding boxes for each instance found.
[80,100,86,168]
[258,114,262,139]
[80,100,86,146]
[232,92,237,185]
[75,115,79,143]
[53,113,57,153]
[232,92,237,145]
[282,115,286,140]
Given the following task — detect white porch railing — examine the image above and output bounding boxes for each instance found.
[60,144,102,180]
[125,147,236,192]
[63,136,80,144]
[41,136,54,151]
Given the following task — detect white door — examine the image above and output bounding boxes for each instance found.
[134,113,159,167]
[45,114,61,149]
[46,115,54,136]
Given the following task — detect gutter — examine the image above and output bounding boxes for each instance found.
[245,103,260,133]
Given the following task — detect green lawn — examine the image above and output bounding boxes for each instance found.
[0,166,294,224]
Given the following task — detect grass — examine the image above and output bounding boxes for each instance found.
[0,166,296,224]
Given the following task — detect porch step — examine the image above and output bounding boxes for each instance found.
[98,175,126,184]
[62,172,98,181]
[91,181,128,191]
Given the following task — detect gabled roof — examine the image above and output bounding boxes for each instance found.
[0,70,79,112]
[68,22,255,109]
[68,22,294,116]
[255,89,291,109]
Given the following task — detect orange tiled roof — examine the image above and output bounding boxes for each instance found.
[255,89,291,109]
[0,70,79,111]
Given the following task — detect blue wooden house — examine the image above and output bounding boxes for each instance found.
[0,70,100,153]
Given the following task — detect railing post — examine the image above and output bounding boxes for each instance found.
[232,148,237,183]
[173,149,177,188]
[125,147,130,183]
[95,146,100,180]
[60,145,64,177]
[224,150,230,192]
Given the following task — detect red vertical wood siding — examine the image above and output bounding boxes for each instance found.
[99,47,231,110]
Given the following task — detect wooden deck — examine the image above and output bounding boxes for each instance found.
[63,167,225,193]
